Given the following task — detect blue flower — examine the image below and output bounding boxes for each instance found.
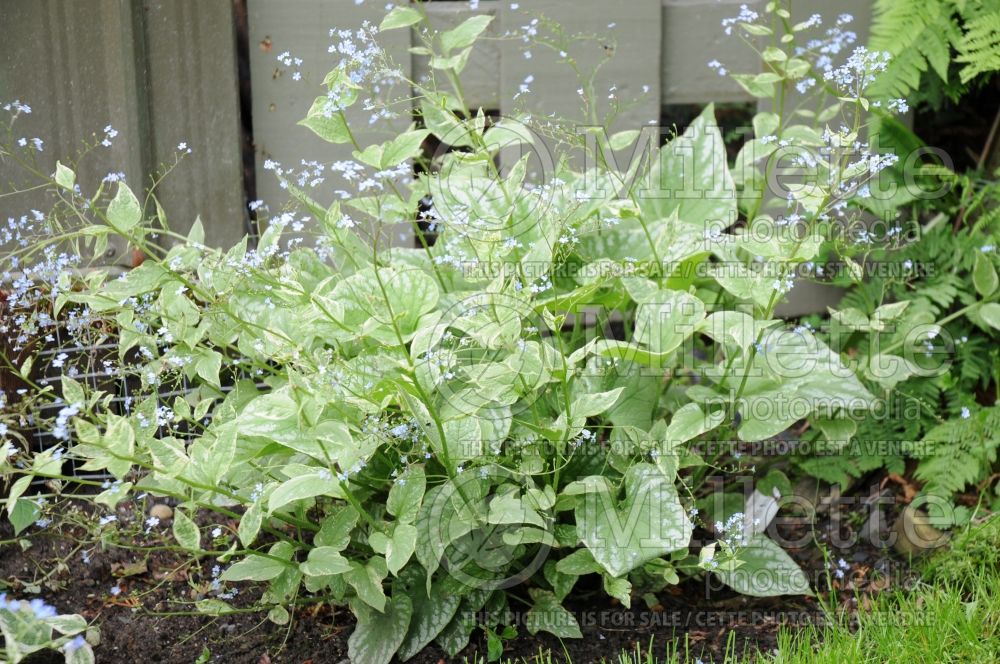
[29,598,57,618]
[64,635,87,652]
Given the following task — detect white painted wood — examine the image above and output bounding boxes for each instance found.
[500,0,662,131]
[416,1,502,111]
[143,0,248,250]
[247,3,413,199]
[661,0,761,105]
[0,0,143,266]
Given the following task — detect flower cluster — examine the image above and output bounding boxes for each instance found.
[823,46,891,96]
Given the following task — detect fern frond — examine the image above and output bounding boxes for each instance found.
[870,0,961,98]
[909,405,1000,496]
[955,336,994,388]
[956,9,1000,82]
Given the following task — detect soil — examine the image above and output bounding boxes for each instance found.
[0,479,919,664]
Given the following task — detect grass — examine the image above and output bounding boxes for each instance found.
[470,516,1000,663]
[765,578,1000,663]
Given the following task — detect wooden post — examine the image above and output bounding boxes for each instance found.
[0,0,247,264]
[141,0,248,250]
[247,0,415,247]
[0,0,145,265]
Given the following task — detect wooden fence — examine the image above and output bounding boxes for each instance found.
[1,0,873,310]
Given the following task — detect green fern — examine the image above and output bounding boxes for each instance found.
[907,405,1000,497]
[956,336,993,388]
[795,441,904,489]
[869,0,1000,100]
[956,8,1000,82]
[870,0,960,99]
[801,200,1000,493]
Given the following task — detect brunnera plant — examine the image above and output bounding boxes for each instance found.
[0,595,95,664]
[0,2,958,662]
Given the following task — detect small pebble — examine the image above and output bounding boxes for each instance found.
[149,504,173,522]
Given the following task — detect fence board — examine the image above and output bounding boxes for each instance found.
[247,2,413,224]
[661,0,760,105]
[4,0,877,316]
[0,0,143,266]
[501,0,662,132]
[0,0,247,262]
[141,0,248,250]
[415,2,502,111]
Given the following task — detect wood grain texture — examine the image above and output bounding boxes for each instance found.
[142,0,248,249]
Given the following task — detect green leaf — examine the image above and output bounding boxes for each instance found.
[735,329,875,441]
[709,262,773,307]
[94,481,133,509]
[349,595,413,664]
[172,509,201,552]
[732,73,775,98]
[198,425,237,486]
[236,388,300,443]
[864,353,916,389]
[268,605,290,625]
[525,589,582,638]
[570,387,624,418]
[300,546,352,576]
[268,472,342,514]
[238,499,264,547]
[398,577,463,660]
[62,375,86,405]
[220,553,289,582]
[55,161,76,189]
[195,599,234,615]
[419,95,470,146]
[187,216,205,244]
[440,15,493,53]
[380,129,430,168]
[380,6,423,30]
[345,561,388,612]
[388,466,426,524]
[299,96,352,144]
[431,48,474,72]
[107,183,142,232]
[487,492,545,527]
[974,252,998,297]
[545,559,578,601]
[591,340,672,368]
[8,497,40,535]
[555,549,602,576]
[713,534,812,596]
[560,476,615,496]
[194,349,223,388]
[603,574,632,608]
[331,266,440,343]
[785,57,810,78]
[761,46,787,62]
[575,464,693,577]
[484,117,537,152]
[641,104,736,228]
[609,129,641,151]
[742,23,773,36]
[435,588,493,656]
[6,475,32,513]
[316,506,360,550]
[46,613,87,634]
[698,311,773,352]
[65,642,96,664]
[386,524,418,576]
[753,112,780,138]
[633,290,706,354]
[662,403,724,446]
[981,302,1000,330]
[873,300,910,322]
